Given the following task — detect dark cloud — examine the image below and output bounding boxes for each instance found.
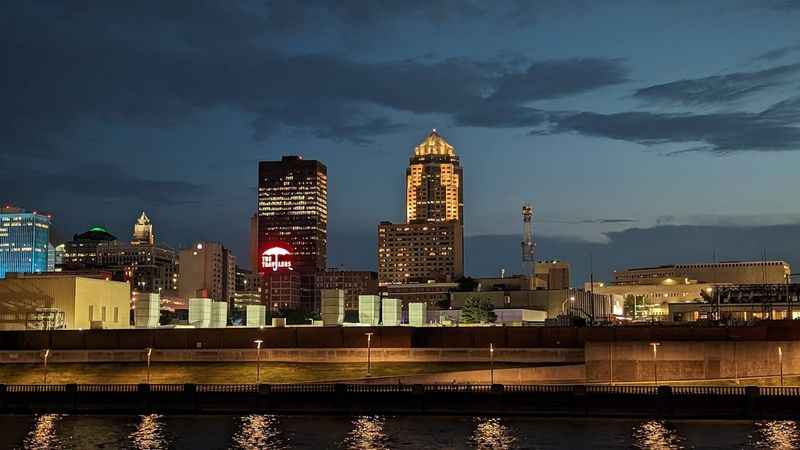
[3,2,629,151]
[465,224,800,283]
[633,63,800,106]
[545,96,800,154]
[0,163,206,206]
[540,218,639,224]
[491,58,629,103]
[752,43,800,62]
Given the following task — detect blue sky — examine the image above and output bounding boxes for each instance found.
[4,1,800,280]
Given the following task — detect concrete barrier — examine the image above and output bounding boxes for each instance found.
[0,347,584,364]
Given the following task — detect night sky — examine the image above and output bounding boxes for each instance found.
[4,1,800,282]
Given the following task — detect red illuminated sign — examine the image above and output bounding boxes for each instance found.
[261,243,293,272]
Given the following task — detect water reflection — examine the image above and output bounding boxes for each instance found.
[750,421,800,449]
[470,417,516,449]
[23,414,63,449]
[631,420,686,450]
[129,414,169,449]
[342,415,390,450]
[231,414,288,449]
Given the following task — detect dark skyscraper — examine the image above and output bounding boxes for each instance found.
[258,156,328,311]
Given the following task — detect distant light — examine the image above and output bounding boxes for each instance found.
[196,243,203,250]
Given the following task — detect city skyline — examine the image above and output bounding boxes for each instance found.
[5,2,800,281]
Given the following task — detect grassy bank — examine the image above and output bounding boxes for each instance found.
[0,361,529,385]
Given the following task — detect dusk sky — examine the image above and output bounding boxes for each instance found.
[5,1,800,282]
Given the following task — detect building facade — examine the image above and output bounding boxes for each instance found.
[378,221,464,284]
[314,269,378,310]
[61,214,177,293]
[534,261,571,290]
[613,260,790,285]
[0,206,52,279]
[177,241,236,310]
[378,131,465,285]
[0,274,130,330]
[258,155,328,311]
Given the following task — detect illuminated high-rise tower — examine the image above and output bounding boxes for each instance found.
[379,130,464,286]
[258,156,328,311]
[406,130,463,223]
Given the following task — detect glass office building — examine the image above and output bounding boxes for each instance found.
[0,206,52,278]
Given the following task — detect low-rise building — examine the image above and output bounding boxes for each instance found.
[315,269,378,311]
[613,260,790,285]
[0,274,130,330]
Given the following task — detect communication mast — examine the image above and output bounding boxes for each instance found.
[521,203,535,276]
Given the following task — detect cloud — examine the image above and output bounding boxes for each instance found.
[633,63,800,106]
[752,43,800,62]
[0,163,207,206]
[544,96,800,154]
[540,218,639,224]
[3,2,630,150]
[491,58,629,103]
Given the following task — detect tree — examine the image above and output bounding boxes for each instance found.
[276,308,320,325]
[453,276,478,292]
[460,297,497,324]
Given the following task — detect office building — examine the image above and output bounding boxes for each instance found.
[0,206,52,279]
[61,213,177,293]
[613,260,790,285]
[178,242,236,316]
[258,155,328,311]
[535,261,571,290]
[0,274,130,330]
[378,221,464,284]
[314,269,378,310]
[131,211,155,246]
[378,130,464,285]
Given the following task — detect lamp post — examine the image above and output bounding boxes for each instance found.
[561,296,575,314]
[254,340,263,384]
[42,349,50,385]
[778,345,784,387]
[649,342,661,385]
[489,343,495,384]
[365,333,374,376]
[145,347,153,384]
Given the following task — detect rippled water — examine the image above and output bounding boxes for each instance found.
[1,414,797,449]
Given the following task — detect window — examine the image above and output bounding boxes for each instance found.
[88,305,94,321]
[101,306,107,321]
[114,307,119,323]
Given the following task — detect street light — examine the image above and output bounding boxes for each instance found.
[254,340,264,384]
[489,343,495,384]
[649,342,661,385]
[42,349,50,385]
[145,347,153,384]
[778,345,784,387]
[365,333,374,376]
[561,296,576,314]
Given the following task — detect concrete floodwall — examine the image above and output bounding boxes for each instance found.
[0,326,587,350]
[0,347,584,364]
[586,340,800,383]
[349,364,586,385]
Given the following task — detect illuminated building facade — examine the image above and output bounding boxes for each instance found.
[0,206,52,279]
[406,130,463,222]
[378,130,465,286]
[61,213,177,293]
[378,221,464,284]
[613,261,791,285]
[258,155,328,310]
[177,242,236,309]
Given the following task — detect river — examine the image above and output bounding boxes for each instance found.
[1,414,798,449]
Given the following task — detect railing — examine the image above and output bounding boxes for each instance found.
[6,384,67,393]
[77,384,137,393]
[197,384,255,393]
[760,386,800,396]
[672,386,746,396]
[505,384,574,393]
[586,385,658,395]
[5,383,800,396]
